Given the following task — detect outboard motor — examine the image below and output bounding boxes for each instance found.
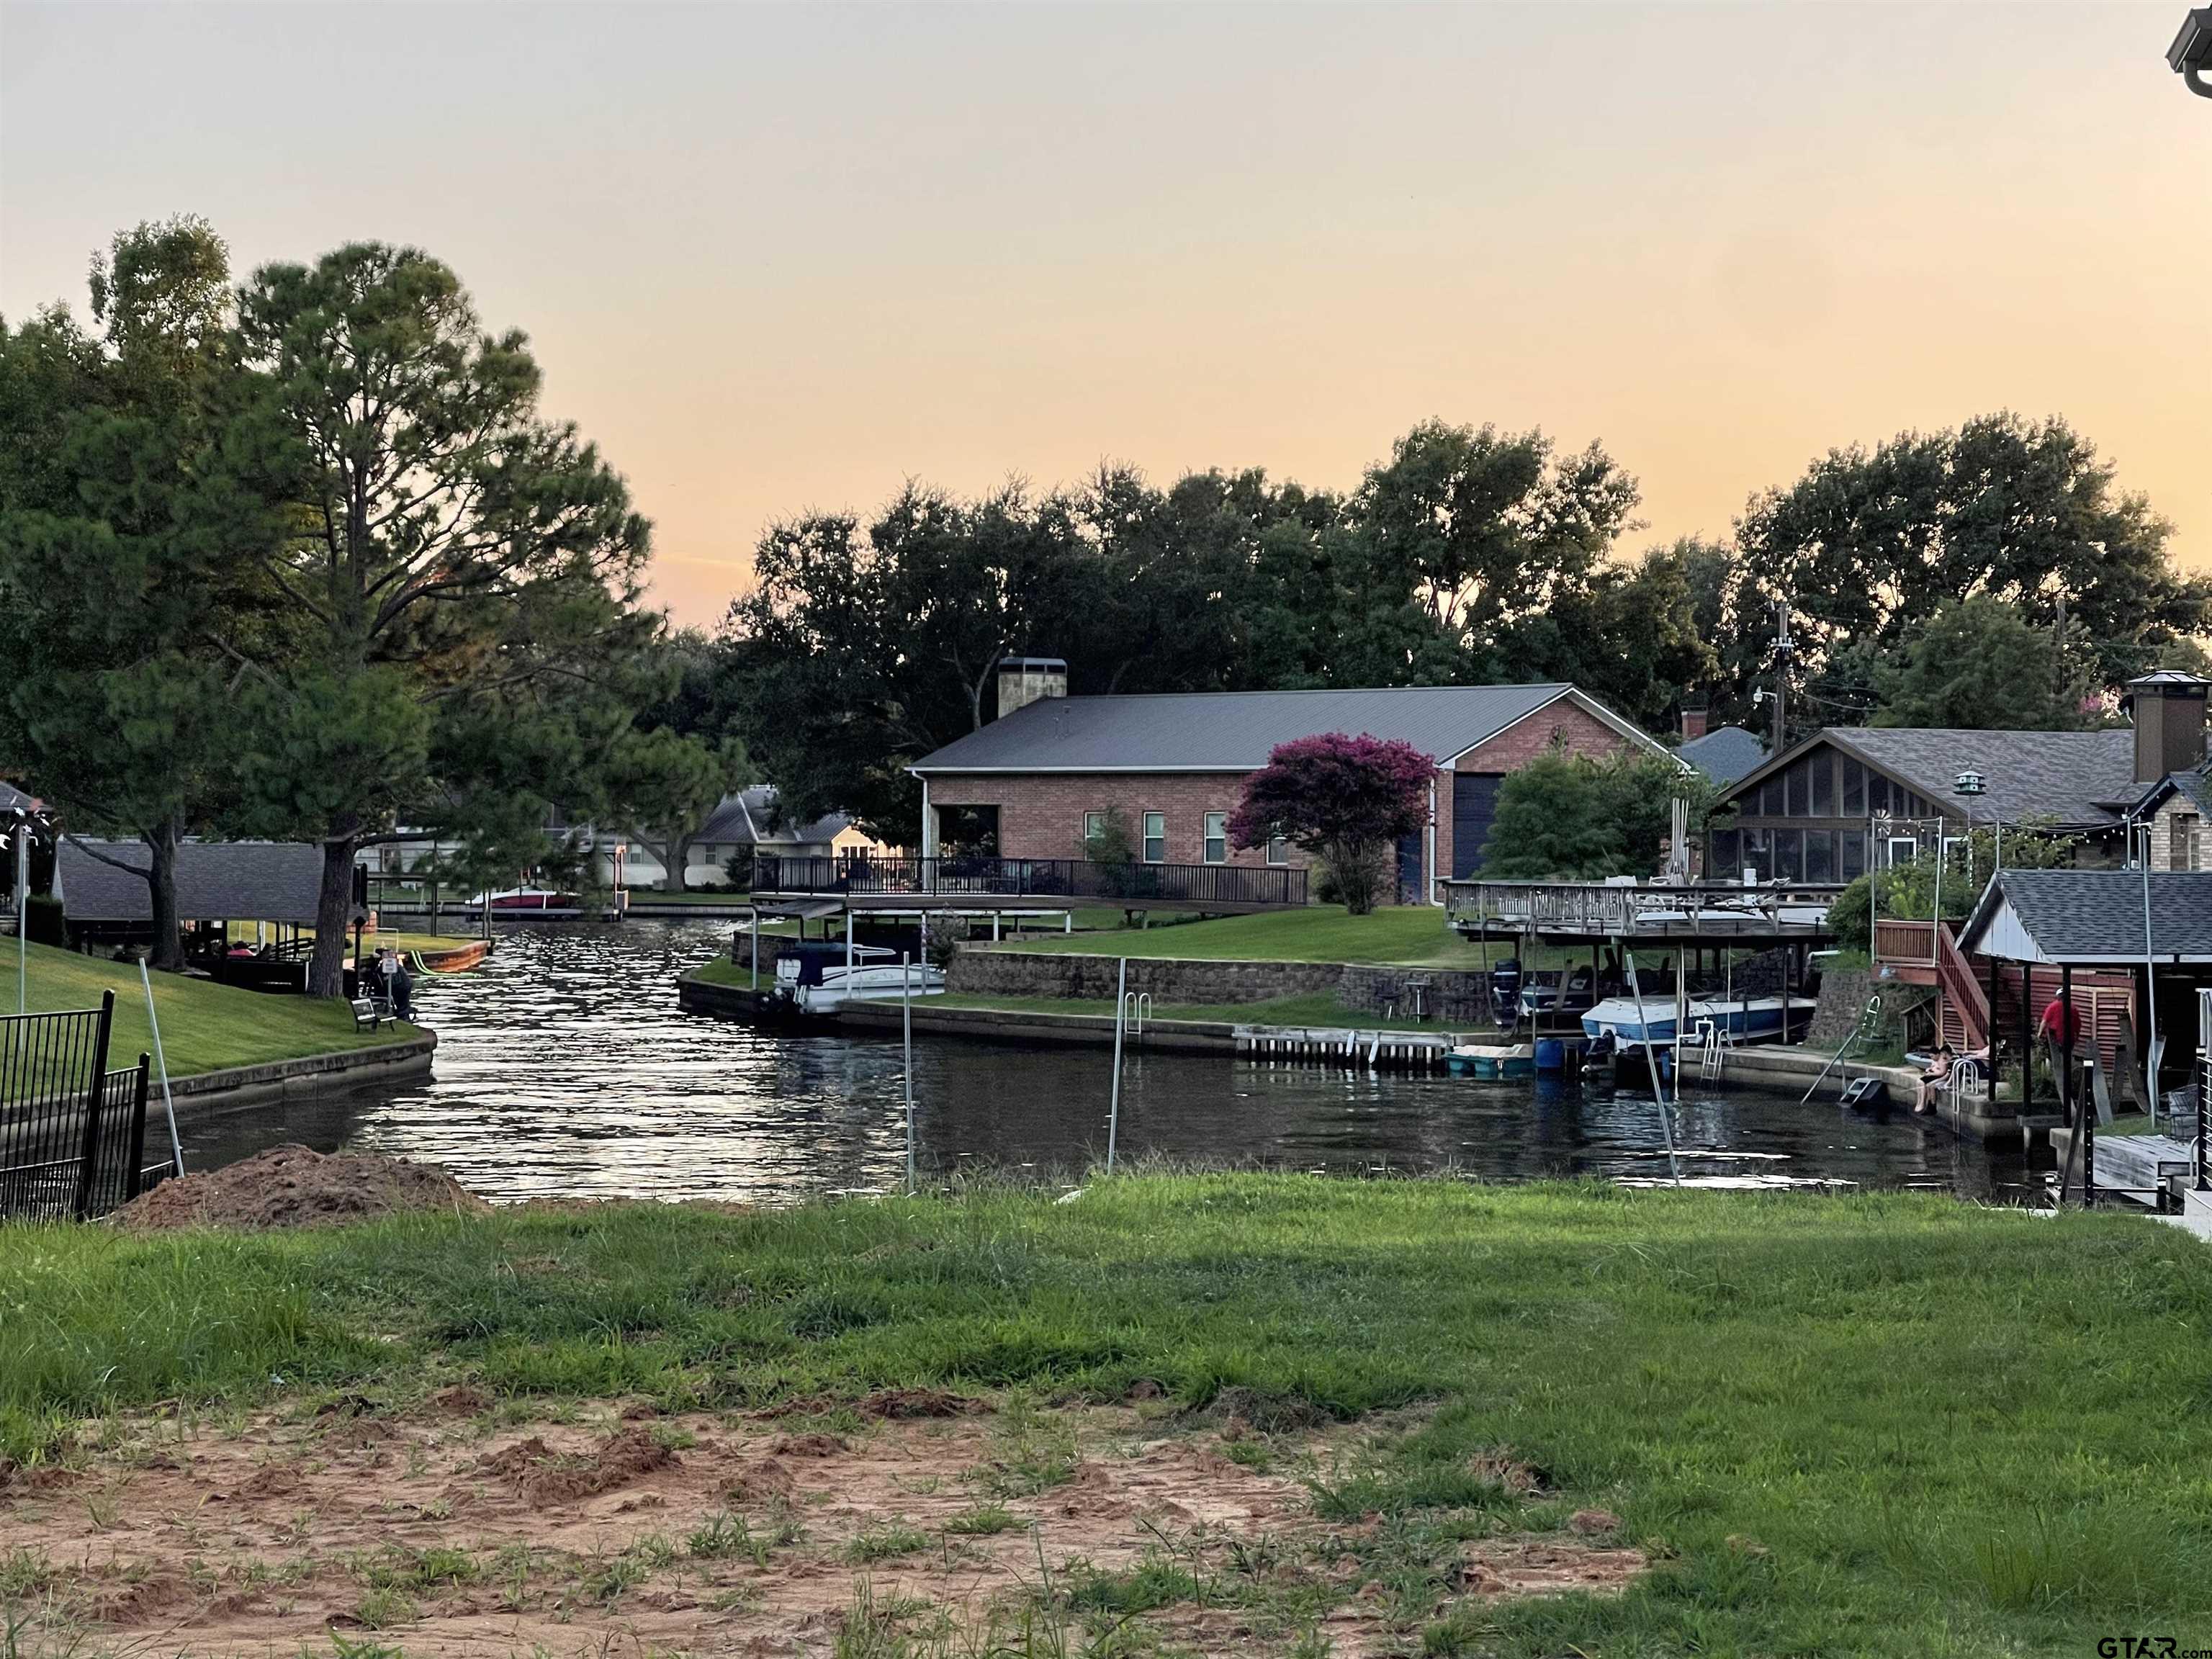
[1488,958,1523,1025]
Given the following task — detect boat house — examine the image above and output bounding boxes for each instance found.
[904,662,1674,905]
[54,839,336,953]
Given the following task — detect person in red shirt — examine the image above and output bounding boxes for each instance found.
[2038,994,2082,1050]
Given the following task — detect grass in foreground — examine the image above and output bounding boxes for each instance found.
[2,1175,2208,1654]
[2,939,413,1078]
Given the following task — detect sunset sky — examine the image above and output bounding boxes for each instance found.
[4,1,2206,626]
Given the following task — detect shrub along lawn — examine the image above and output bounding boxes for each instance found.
[1,1176,2207,1653]
[2,940,413,1078]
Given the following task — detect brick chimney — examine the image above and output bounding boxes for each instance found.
[1679,703,1709,741]
[2124,670,2212,784]
[996,657,1068,721]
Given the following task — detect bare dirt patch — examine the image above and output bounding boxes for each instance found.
[107,1143,488,1231]
[0,1401,1645,1656]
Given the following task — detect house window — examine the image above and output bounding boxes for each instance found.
[2172,812,2200,871]
[1810,756,1834,816]
[1805,830,1835,884]
[1203,811,1228,865]
[1266,834,1289,866]
[1709,829,1740,876]
[1082,811,1106,847]
[1842,759,1865,816]
[1143,811,1166,864]
[1773,829,1804,882]
[1740,828,1768,878]
[1840,830,1866,881]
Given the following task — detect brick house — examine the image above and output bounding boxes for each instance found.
[907,660,1672,903]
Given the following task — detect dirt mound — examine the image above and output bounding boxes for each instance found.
[757,1386,982,1423]
[107,1144,488,1231]
[478,1428,678,1504]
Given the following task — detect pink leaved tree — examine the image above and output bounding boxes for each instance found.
[1228,733,1435,914]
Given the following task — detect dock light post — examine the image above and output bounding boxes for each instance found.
[5,804,55,1019]
[2172,8,2212,96]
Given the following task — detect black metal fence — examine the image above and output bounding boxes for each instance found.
[0,992,158,1221]
[752,853,1309,909]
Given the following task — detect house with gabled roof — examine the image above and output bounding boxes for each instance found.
[907,659,1674,903]
[1707,672,2212,884]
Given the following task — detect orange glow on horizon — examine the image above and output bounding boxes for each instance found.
[5,2,2206,628]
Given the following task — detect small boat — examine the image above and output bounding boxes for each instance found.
[472,886,581,912]
[1581,994,1815,1049]
[1518,968,1597,1020]
[775,943,944,1013]
[1447,1041,1537,1080]
[408,939,493,974]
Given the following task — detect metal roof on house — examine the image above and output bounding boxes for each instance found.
[693,786,850,848]
[56,839,331,925]
[1959,868,2212,965]
[1723,727,2140,829]
[910,684,1665,773]
[1676,725,1766,787]
[0,781,35,814]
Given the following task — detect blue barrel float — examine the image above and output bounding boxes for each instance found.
[1534,1038,1565,1071]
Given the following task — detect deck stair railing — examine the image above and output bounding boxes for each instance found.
[1876,920,2137,1084]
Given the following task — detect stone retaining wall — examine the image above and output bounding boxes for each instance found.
[947,951,1341,1006]
[948,950,1505,1022]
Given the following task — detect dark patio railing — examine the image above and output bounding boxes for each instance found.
[752,853,1308,909]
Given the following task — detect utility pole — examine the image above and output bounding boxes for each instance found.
[1769,602,1793,752]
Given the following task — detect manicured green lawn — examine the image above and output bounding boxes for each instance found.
[995,904,1496,967]
[1,1176,2207,1653]
[3,940,413,1078]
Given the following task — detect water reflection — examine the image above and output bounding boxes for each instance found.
[177,923,2028,1205]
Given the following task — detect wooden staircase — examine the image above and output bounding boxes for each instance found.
[1877,919,2137,1082]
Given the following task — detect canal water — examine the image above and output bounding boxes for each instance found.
[179,922,2031,1205]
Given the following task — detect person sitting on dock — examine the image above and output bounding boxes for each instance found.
[1913,1043,1957,1115]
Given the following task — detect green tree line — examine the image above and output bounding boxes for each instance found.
[721,414,2207,842]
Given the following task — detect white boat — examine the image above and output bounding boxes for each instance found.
[1581,994,1815,1048]
[467,886,582,912]
[775,944,944,1012]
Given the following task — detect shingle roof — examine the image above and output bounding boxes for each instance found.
[1960,868,2212,963]
[693,787,850,848]
[1725,727,2140,828]
[1677,725,1766,787]
[911,684,1661,773]
[56,839,331,925]
[0,781,35,814]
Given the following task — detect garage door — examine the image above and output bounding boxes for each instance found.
[1452,773,1502,878]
